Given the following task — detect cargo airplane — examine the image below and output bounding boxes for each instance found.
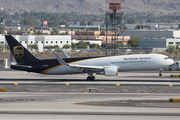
[5,35,174,80]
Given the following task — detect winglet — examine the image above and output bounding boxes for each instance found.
[55,53,69,66]
[60,49,70,58]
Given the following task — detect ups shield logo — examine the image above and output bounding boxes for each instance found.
[13,46,24,58]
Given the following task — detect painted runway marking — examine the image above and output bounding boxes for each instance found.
[14,83,18,85]
[66,83,70,85]
[0,88,6,92]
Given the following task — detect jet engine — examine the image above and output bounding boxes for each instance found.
[97,66,118,76]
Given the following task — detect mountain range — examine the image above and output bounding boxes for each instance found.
[0,0,179,14]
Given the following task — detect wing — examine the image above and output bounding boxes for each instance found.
[55,53,104,72]
[69,64,103,72]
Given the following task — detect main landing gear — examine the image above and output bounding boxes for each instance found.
[87,76,95,81]
[86,72,95,81]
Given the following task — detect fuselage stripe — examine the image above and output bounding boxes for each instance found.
[41,65,63,74]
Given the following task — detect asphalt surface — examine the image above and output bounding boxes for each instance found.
[0,71,180,93]
[1,93,180,120]
[0,70,180,120]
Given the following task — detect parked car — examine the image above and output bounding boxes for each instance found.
[125,49,132,52]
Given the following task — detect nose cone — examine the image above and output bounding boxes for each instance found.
[166,59,174,66]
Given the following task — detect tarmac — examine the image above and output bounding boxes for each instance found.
[0,69,180,120]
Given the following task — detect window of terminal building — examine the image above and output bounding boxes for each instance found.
[20,41,22,43]
[36,41,38,43]
[169,42,173,44]
[0,42,4,44]
[25,41,27,43]
[67,41,68,43]
[31,41,33,44]
[46,41,48,43]
[51,41,53,44]
[176,42,180,44]
[56,41,57,43]
[41,41,43,44]
[61,41,62,43]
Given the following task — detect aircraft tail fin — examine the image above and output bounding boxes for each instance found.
[5,35,39,64]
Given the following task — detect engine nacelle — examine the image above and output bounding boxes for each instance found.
[98,66,118,76]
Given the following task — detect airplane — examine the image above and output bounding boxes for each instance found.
[5,35,174,81]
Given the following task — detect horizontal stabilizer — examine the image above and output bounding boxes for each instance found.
[12,64,32,68]
[11,64,32,71]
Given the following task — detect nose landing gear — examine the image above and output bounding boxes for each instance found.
[159,68,163,77]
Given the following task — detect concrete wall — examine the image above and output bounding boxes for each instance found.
[0,35,72,52]
[44,35,71,50]
[0,59,8,69]
[166,39,180,48]
[0,35,6,52]
[0,35,5,44]
[13,35,71,52]
[173,31,180,37]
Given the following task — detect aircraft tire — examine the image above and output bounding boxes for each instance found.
[87,76,91,81]
[91,76,95,81]
[87,76,95,81]
[159,73,162,77]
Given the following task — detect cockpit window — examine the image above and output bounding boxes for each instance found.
[164,57,170,60]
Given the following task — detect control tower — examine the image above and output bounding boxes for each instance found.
[105,0,125,56]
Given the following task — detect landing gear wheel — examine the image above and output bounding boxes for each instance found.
[159,69,163,77]
[87,76,91,81]
[86,76,95,81]
[91,76,95,81]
